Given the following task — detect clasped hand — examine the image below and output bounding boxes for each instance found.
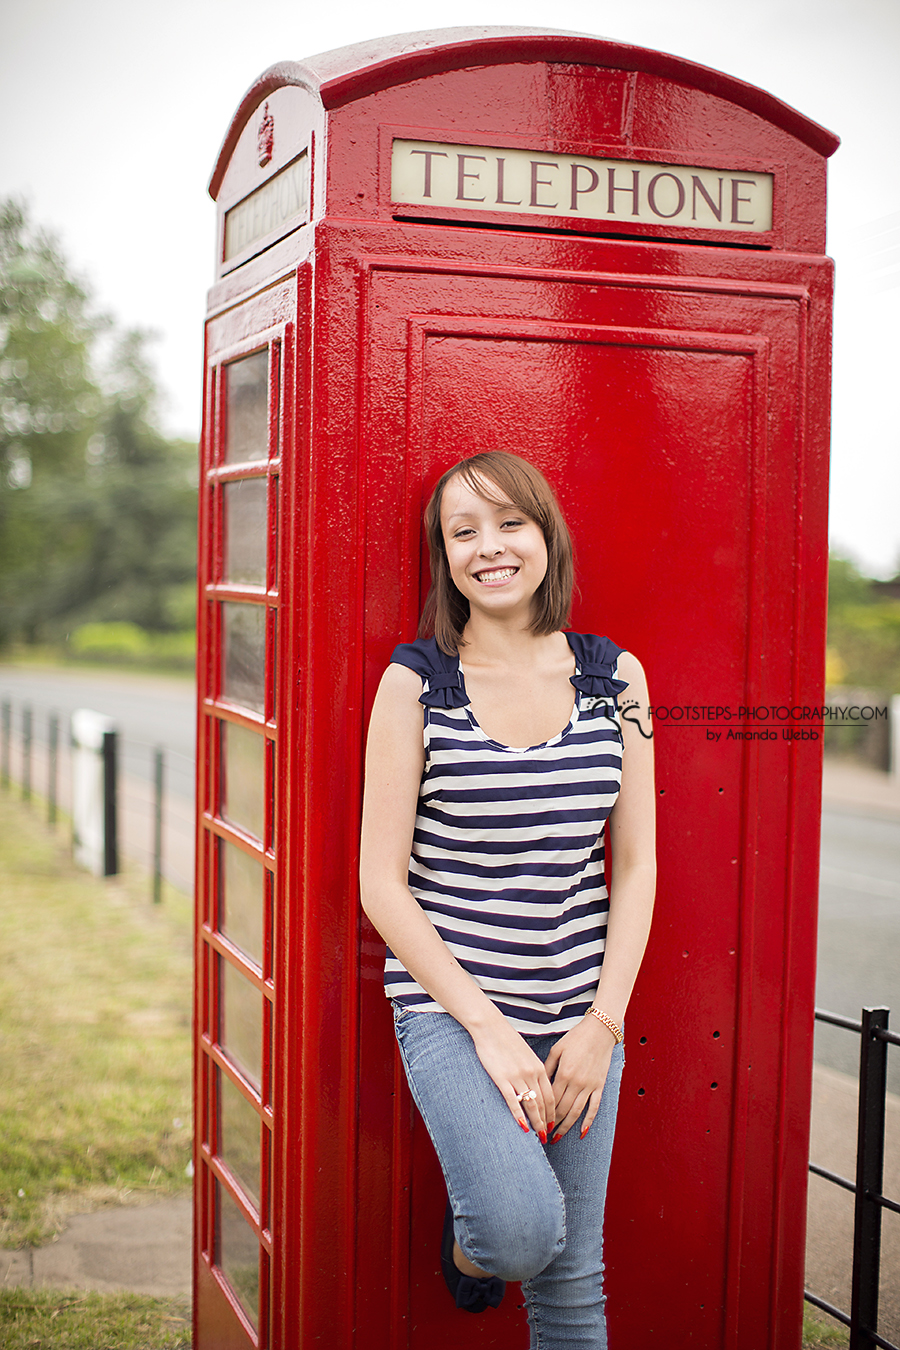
[472,1015,615,1143]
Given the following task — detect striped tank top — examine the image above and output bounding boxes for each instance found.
[384,632,629,1033]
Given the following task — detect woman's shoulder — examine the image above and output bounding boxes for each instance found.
[566,632,645,700]
[388,636,467,709]
[565,631,627,668]
[390,635,452,680]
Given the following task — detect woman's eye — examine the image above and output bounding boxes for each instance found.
[502,518,524,529]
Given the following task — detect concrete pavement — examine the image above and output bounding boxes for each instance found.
[2,1196,192,1298]
[822,756,900,821]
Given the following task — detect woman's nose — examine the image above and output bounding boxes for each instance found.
[478,531,504,557]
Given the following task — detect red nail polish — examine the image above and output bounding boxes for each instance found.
[580,1125,589,1140]
[518,1118,529,1132]
[550,1134,563,1144]
[548,1121,555,1134]
[538,1129,547,1145]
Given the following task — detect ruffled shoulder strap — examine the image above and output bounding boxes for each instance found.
[390,636,467,709]
[566,633,629,711]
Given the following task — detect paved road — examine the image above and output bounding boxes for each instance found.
[0,664,195,798]
[817,807,900,1092]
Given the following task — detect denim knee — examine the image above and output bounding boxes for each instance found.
[456,1169,566,1282]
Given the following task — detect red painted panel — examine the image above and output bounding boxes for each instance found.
[196,1257,258,1350]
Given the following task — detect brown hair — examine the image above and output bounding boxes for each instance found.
[418,451,574,654]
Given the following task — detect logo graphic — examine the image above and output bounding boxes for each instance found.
[621,699,654,739]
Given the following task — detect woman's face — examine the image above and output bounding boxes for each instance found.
[439,473,548,620]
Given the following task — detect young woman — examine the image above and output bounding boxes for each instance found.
[359,451,655,1348]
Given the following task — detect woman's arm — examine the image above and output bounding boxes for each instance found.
[359,662,556,1135]
[544,651,657,1139]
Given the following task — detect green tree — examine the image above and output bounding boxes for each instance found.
[0,200,102,640]
[827,553,900,694]
[0,200,196,645]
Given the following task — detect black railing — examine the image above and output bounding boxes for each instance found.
[806,1006,899,1350]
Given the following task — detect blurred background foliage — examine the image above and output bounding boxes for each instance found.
[827,555,900,696]
[0,199,196,663]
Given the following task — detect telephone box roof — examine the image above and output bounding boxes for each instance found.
[209,26,839,199]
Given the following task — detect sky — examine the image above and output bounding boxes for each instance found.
[1,0,898,576]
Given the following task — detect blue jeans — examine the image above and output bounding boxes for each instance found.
[393,1003,625,1350]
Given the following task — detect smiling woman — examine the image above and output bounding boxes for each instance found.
[359,450,656,1346]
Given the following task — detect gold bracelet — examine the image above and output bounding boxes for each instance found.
[585,1008,624,1044]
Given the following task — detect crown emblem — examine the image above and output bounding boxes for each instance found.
[257,102,274,167]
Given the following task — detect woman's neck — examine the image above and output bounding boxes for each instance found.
[459,611,564,671]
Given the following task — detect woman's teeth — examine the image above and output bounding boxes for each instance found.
[476,567,518,582]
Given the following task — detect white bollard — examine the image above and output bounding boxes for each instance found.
[71,709,118,876]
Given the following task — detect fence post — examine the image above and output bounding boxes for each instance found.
[153,746,164,903]
[850,1006,889,1349]
[102,729,118,877]
[22,704,32,802]
[1,699,9,789]
[48,713,59,826]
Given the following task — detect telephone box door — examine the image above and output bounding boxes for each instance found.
[351,236,832,1347]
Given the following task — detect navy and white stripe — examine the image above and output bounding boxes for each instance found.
[384,633,627,1033]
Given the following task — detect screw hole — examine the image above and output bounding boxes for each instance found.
[639,1035,647,1044]
[637,1087,645,1096]
[718,787,724,794]
[711,1082,718,1090]
[658,787,665,795]
[712,1031,720,1039]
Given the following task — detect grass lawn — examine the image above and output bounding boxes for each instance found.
[0,791,193,1250]
[803,1307,850,1347]
[0,1289,191,1349]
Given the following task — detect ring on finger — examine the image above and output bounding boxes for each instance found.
[515,1089,538,1104]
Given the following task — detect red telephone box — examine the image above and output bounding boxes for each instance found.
[194,28,837,1349]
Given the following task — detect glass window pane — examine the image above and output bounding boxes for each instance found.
[225,351,268,464]
[223,603,265,714]
[271,476,279,589]
[217,1182,259,1330]
[220,839,264,967]
[221,722,265,843]
[264,1125,272,1233]
[220,958,262,1089]
[224,479,267,586]
[270,612,277,722]
[219,1070,261,1210]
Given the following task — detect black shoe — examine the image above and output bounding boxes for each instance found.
[440,1200,505,1314]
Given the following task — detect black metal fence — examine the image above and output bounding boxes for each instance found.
[807,1006,900,1350]
[0,694,194,898]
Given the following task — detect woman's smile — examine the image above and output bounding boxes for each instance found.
[473,565,520,585]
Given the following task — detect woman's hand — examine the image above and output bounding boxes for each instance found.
[470,1020,557,1141]
[543,1016,616,1142]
